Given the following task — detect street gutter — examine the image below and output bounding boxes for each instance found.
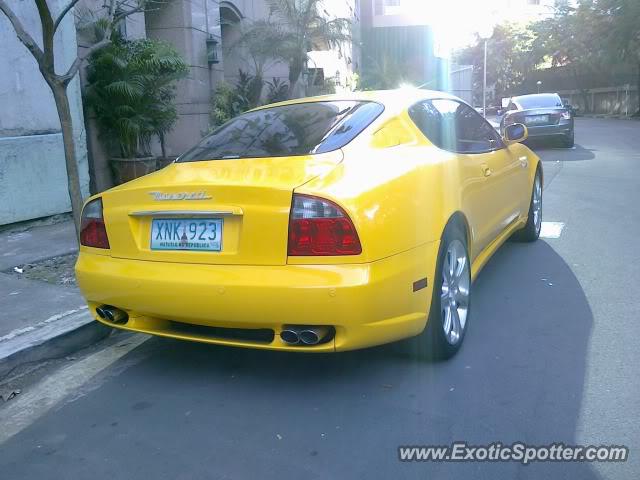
[0,308,111,379]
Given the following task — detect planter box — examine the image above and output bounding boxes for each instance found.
[110,157,156,185]
[155,156,178,170]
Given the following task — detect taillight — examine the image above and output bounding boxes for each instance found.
[80,198,110,249]
[288,194,362,256]
[561,110,571,120]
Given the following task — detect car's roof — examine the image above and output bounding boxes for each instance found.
[512,93,560,101]
[253,88,462,113]
[510,93,564,110]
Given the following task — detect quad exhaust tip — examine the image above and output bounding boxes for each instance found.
[280,329,301,345]
[280,325,333,346]
[96,305,128,325]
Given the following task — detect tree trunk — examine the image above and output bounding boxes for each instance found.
[50,81,84,238]
[160,132,167,159]
[572,67,591,113]
[288,55,304,98]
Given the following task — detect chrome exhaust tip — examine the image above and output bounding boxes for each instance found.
[96,305,128,324]
[299,326,330,345]
[280,329,301,345]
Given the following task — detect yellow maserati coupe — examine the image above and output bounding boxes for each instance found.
[75,89,542,358]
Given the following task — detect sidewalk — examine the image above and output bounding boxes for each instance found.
[0,218,78,271]
[0,217,110,378]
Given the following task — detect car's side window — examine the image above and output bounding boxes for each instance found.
[409,99,504,154]
[408,101,449,149]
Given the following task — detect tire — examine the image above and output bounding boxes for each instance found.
[561,129,574,148]
[410,222,471,360]
[512,167,542,242]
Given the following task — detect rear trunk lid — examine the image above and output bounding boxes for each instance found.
[101,152,342,266]
[518,108,565,126]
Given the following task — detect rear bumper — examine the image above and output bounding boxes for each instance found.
[75,242,439,352]
[526,121,572,138]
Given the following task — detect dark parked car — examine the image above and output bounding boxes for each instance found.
[500,93,574,147]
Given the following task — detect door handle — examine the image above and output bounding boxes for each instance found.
[481,165,492,177]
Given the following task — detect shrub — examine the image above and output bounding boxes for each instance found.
[210,70,265,127]
[86,38,188,158]
[265,78,289,104]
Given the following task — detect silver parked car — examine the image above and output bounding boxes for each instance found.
[500,93,574,148]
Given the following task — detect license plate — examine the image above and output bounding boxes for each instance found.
[150,218,222,251]
[525,115,549,125]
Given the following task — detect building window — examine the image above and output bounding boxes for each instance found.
[375,0,401,15]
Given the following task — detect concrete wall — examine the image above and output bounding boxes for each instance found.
[146,0,226,156]
[558,86,639,117]
[220,2,289,89]
[146,0,296,156]
[0,0,89,225]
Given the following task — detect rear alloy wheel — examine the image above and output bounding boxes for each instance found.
[512,168,542,242]
[439,239,470,347]
[416,224,471,360]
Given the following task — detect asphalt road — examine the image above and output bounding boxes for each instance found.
[1,118,639,479]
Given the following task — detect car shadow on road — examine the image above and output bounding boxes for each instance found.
[98,240,600,479]
[0,241,602,480]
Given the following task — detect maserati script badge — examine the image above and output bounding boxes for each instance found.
[148,191,212,201]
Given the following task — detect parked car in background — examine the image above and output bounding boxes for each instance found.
[501,93,575,147]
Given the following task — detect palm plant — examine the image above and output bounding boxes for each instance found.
[210,70,265,127]
[226,19,287,94]
[86,38,188,158]
[235,69,264,111]
[266,77,290,103]
[240,0,351,98]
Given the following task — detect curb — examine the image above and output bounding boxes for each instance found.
[0,309,111,379]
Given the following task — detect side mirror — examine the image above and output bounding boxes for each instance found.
[503,123,528,145]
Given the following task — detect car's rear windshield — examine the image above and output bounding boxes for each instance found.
[515,94,563,109]
[178,101,384,162]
